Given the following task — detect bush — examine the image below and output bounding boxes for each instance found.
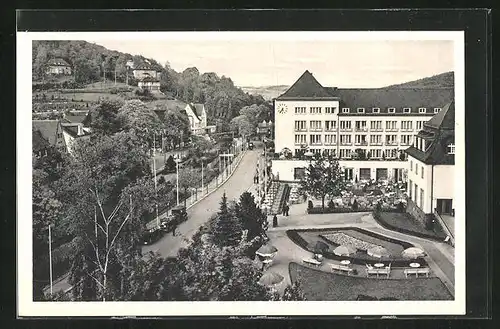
[308,200,314,210]
[352,199,359,210]
[424,216,435,230]
[396,201,406,213]
[158,176,166,184]
[327,200,335,209]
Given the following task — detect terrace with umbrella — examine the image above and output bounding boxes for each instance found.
[258,271,284,290]
[256,244,278,270]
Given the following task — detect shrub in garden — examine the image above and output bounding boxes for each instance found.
[396,201,406,213]
[158,176,166,185]
[308,200,314,210]
[352,199,359,210]
[327,200,335,209]
[424,216,435,230]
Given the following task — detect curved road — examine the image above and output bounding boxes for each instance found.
[142,149,259,258]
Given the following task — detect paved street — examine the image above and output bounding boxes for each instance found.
[142,149,260,258]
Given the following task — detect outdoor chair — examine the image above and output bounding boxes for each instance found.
[303,258,322,267]
[331,263,353,275]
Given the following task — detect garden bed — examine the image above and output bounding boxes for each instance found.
[373,211,447,241]
[286,227,425,267]
[289,262,453,301]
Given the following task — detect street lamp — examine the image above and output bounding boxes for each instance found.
[175,155,181,205]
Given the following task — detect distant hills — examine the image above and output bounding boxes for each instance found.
[383,71,454,89]
[241,71,454,100]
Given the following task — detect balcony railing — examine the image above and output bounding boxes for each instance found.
[370,128,383,132]
[355,127,368,132]
[340,128,352,132]
[309,127,323,132]
[294,128,308,132]
[294,141,307,146]
[324,127,337,132]
[386,128,399,132]
[354,141,368,146]
[401,128,414,132]
[340,141,352,146]
[370,142,383,146]
[324,142,337,146]
[310,142,323,146]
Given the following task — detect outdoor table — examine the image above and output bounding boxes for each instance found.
[374,263,385,268]
[340,260,351,265]
[409,262,421,268]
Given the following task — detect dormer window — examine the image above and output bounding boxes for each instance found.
[357,107,365,114]
[342,108,350,113]
[388,107,395,113]
[434,107,441,113]
[419,107,426,114]
[372,107,380,113]
[403,107,411,113]
[447,143,455,154]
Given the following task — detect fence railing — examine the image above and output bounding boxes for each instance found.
[433,209,455,246]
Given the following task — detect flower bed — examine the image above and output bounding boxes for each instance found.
[373,211,447,241]
[321,232,381,251]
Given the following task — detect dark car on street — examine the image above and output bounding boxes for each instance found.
[248,142,254,150]
[142,227,165,245]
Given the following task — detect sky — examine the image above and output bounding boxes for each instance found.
[91,38,455,88]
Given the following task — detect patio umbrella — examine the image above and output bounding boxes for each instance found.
[256,244,278,257]
[333,244,356,256]
[367,246,390,258]
[401,247,425,259]
[258,271,284,286]
[310,241,329,254]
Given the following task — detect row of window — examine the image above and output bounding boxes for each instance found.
[295,134,413,146]
[408,179,425,209]
[293,148,401,159]
[295,120,426,131]
[409,160,425,179]
[294,107,442,115]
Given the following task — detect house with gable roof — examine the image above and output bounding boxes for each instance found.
[32,120,67,154]
[184,103,209,135]
[45,58,72,75]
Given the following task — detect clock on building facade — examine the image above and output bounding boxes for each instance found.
[276,103,288,114]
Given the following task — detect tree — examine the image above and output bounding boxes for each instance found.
[299,153,346,210]
[235,192,268,241]
[165,155,176,172]
[89,100,124,135]
[281,281,307,301]
[117,100,164,147]
[210,193,243,247]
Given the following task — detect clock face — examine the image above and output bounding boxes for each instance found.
[277,103,288,114]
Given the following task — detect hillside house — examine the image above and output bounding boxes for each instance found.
[138,76,161,91]
[32,120,67,154]
[132,62,161,80]
[61,122,91,154]
[184,103,209,135]
[45,58,72,75]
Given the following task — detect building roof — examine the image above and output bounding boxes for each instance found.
[191,104,205,117]
[277,70,338,100]
[32,129,50,152]
[139,76,160,83]
[134,62,158,71]
[331,87,454,115]
[405,101,455,165]
[47,58,70,67]
[32,120,60,146]
[63,114,88,125]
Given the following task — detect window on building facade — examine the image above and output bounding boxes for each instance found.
[340,120,352,130]
[434,107,441,113]
[294,120,307,131]
[414,184,418,203]
[401,135,413,145]
[357,107,365,113]
[403,107,411,113]
[372,107,380,113]
[388,107,395,113]
[310,134,322,145]
[370,134,382,145]
[323,148,337,157]
[410,160,413,171]
[370,149,382,158]
[355,134,367,145]
[447,143,455,154]
[386,134,397,145]
[370,120,382,131]
[421,167,424,179]
[385,121,397,131]
[409,180,413,199]
[294,107,306,114]
[339,149,352,159]
[325,107,336,114]
[340,134,352,145]
[415,163,419,175]
[342,108,350,113]
[416,121,424,130]
[325,120,337,131]
[310,120,322,131]
[401,120,413,131]
[419,107,426,113]
[324,134,337,145]
[312,149,322,155]
[355,120,367,131]
[388,149,398,158]
[294,134,307,145]
[310,107,322,114]
[420,188,424,209]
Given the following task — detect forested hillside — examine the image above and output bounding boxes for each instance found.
[32,40,271,128]
[383,72,454,89]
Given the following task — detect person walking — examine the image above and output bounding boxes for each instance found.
[272,214,278,228]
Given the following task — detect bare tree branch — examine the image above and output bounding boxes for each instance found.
[106,196,133,260]
[84,232,105,273]
[85,269,105,290]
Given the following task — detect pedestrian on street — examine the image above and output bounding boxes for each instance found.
[272,214,278,228]
[172,225,177,236]
[285,204,290,216]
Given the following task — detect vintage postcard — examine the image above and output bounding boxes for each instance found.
[17,31,465,316]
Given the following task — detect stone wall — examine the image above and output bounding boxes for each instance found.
[406,198,427,225]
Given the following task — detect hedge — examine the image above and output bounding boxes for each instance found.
[372,210,447,242]
[307,207,400,214]
[286,227,426,268]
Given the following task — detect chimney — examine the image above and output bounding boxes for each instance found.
[78,124,83,136]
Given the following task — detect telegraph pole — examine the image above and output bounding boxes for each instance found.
[48,224,53,296]
[153,134,159,228]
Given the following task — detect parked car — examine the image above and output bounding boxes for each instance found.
[248,142,254,150]
[142,227,165,245]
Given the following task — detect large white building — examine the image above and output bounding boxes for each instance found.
[271,70,454,182]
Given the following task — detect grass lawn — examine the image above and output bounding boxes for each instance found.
[289,262,453,301]
[376,212,447,239]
